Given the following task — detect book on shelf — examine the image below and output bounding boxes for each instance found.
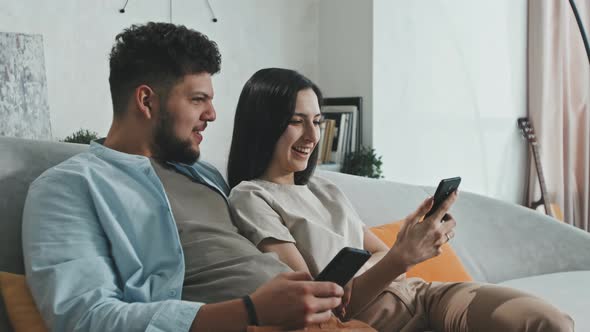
[319,105,359,165]
[322,119,336,163]
[317,120,326,163]
[324,112,345,164]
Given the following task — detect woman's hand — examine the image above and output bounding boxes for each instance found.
[389,192,458,269]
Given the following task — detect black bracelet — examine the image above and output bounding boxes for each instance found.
[242,295,259,326]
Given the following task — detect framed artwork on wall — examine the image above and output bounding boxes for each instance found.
[0,32,51,140]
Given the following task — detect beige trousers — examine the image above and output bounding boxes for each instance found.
[352,277,574,332]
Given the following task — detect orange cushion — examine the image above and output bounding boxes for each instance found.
[370,221,472,282]
[0,272,48,332]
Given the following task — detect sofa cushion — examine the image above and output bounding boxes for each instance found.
[0,137,86,275]
[370,221,472,282]
[0,272,47,332]
[499,271,590,331]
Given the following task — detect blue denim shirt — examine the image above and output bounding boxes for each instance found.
[22,140,230,332]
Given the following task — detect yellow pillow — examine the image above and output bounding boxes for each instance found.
[0,272,48,332]
[370,221,473,282]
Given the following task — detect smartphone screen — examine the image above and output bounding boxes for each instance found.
[424,177,461,219]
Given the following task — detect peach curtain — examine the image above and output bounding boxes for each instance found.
[527,0,590,231]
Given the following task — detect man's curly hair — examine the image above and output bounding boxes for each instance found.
[109,22,221,116]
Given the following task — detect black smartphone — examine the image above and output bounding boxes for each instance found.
[424,177,461,219]
[315,247,371,287]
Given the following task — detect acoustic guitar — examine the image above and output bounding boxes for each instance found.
[517,117,564,221]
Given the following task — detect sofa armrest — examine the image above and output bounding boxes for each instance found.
[320,170,590,283]
[441,190,590,283]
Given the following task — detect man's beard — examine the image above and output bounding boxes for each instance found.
[152,108,200,164]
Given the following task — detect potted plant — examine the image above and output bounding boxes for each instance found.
[341,146,383,179]
[62,129,99,145]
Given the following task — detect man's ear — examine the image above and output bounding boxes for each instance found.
[134,85,157,120]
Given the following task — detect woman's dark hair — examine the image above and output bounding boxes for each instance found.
[109,22,221,116]
[227,68,323,188]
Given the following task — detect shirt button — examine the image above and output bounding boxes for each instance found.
[169,289,177,297]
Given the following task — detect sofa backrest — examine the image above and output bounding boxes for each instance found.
[0,137,86,274]
[0,137,86,332]
[4,135,590,281]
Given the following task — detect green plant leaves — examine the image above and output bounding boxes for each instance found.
[341,146,383,179]
[61,129,99,145]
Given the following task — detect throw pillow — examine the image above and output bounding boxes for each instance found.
[0,272,47,332]
[370,221,473,282]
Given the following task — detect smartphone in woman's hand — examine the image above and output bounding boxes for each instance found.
[424,177,461,219]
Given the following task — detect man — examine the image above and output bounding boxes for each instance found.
[23,22,573,332]
[22,22,343,332]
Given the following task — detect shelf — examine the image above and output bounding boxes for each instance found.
[317,163,342,172]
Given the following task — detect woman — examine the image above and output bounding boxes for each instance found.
[227,68,573,332]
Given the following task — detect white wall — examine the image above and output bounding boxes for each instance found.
[0,0,319,174]
[175,1,319,171]
[1,0,529,203]
[372,0,528,204]
[318,0,373,146]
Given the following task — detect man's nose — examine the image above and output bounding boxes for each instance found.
[202,102,216,122]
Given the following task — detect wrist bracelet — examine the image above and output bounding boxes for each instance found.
[242,295,259,326]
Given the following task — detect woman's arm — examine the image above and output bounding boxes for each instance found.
[358,225,390,273]
[343,227,407,318]
[346,194,458,318]
[333,226,394,319]
[229,184,311,274]
[258,238,311,274]
[363,225,390,253]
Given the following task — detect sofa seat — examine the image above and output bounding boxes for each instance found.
[499,271,590,330]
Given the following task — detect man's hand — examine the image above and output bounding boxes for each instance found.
[389,191,458,268]
[250,271,343,329]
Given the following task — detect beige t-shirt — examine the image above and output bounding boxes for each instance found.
[229,176,365,276]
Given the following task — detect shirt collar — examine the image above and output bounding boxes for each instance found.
[89,138,228,197]
[90,138,152,168]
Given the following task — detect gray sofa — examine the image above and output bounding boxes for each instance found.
[1,136,590,331]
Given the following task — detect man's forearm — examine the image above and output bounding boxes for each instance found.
[191,299,250,332]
